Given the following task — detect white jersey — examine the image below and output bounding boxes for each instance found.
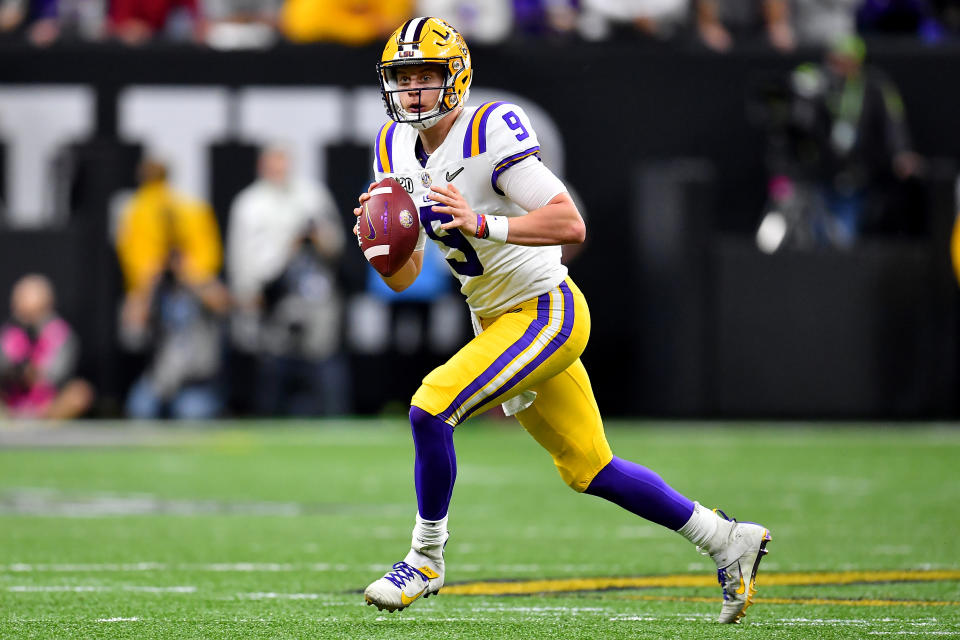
[372,101,568,318]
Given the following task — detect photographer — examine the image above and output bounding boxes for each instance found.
[121,251,230,419]
[0,274,93,420]
[115,156,228,419]
[226,144,347,416]
[756,35,923,251]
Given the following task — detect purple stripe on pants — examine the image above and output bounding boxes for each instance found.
[438,291,551,423]
[458,281,574,423]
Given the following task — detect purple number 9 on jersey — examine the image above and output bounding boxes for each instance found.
[502,111,529,142]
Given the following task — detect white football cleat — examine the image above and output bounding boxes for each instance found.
[363,547,445,612]
[708,510,772,624]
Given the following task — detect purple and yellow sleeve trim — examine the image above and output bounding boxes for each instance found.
[462,101,506,159]
[491,146,542,195]
[375,122,398,174]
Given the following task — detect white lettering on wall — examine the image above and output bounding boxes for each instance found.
[236,88,346,184]
[0,86,94,228]
[118,87,230,202]
[0,84,564,226]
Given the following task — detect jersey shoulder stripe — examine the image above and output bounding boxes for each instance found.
[375,121,398,173]
[491,145,542,195]
[462,101,507,159]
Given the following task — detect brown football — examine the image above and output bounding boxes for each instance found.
[359,177,420,277]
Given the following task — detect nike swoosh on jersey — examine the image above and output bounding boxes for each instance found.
[445,167,464,182]
[400,587,427,606]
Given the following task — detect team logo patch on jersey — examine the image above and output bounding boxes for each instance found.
[399,209,414,228]
[420,171,432,188]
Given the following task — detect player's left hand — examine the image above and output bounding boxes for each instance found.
[430,184,478,236]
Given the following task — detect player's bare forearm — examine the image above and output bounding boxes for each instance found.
[432,187,584,247]
[381,250,423,292]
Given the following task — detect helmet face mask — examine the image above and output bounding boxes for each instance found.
[378,18,472,131]
[379,60,456,130]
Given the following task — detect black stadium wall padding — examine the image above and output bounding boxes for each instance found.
[1,41,958,418]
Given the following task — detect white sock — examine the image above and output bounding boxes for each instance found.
[411,513,448,555]
[677,502,733,556]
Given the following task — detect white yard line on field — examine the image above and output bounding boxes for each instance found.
[96,618,141,622]
[0,488,409,518]
[124,586,196,593]
[4,562,170,572]
[238,592,321,600]
[9,586,107,592]
[867,633,960,636]
[2,561,621,574]
[8,585,196,593]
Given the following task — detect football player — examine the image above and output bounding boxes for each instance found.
[354,16,771,624]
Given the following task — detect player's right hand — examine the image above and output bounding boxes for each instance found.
[353,182,378,249]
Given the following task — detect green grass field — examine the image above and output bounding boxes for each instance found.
[1,420,958,639]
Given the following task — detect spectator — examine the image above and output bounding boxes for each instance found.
[0,0,104,45]
[512,0,579,38]
[116,158,222,309]
[417,0,512,43]
[226,144,348,416]
[123,251,230,420]
[279,0,410,45]
[756,35,923,251]
[791,0,858,48]
[0,0,20,36]
[581,0,691,40]
[857,0,944,42]
[1,0,47,43]
[932,0,960,35]
[116,157,228,419]
[109,0,203,44]
[122,251,230,419]
[0,274,93,420]
[202,0,278,49]
[694,0,795,52]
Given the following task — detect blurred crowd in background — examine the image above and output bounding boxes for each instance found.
[2,140,471,420]
[0,0,959,50]
[110,146,353,419]
[1,1,958,422]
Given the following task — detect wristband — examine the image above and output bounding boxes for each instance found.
[475,214,488,239]
[486,215,509,244]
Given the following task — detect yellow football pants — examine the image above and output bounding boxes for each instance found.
[411,277,613,491]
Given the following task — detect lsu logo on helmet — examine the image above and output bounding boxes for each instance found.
[377,17,473,130]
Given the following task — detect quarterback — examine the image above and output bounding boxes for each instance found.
[354,17,771,624]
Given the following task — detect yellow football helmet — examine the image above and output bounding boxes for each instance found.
[377,17,472,130]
